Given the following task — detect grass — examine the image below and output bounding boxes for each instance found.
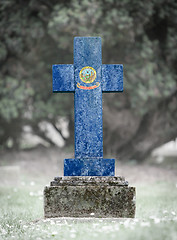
[0,180,177,240]
[0,148,177,239]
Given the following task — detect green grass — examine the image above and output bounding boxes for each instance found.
[0,180,177,240]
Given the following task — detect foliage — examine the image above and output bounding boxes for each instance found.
[0,0,176,159]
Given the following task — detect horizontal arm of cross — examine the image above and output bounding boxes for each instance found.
[102,64,123,92]
[53,64,75,92]
[53,64,123,93]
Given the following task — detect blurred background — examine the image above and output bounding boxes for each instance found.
[1,2,177,237]
[0,0,177,164]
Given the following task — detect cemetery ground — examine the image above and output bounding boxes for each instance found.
[0,147,177,240]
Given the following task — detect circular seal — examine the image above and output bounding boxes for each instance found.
[79,66,96,83]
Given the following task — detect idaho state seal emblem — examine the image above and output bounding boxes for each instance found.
[79,66,96,83]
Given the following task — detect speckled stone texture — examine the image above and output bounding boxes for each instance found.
[44,177,136,218]
[48,37,136,218]
[64,158,115,176]
[74,37,103,162]
[52,37,124,176]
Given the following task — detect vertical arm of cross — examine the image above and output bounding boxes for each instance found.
[53,64,75,92]
[102,64,123,92]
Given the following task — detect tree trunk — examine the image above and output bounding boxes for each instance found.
[103,90,177,161]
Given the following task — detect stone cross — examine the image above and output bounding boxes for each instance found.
[53,37,123,176]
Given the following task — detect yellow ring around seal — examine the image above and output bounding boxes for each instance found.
[79,66,96,83]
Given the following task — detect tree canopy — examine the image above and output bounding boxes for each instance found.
[0,0,177,160]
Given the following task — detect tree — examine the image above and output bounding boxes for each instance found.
[0,0,176,161]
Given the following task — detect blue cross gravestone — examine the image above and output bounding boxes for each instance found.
[44,37,136,218]
[53,37,123,176]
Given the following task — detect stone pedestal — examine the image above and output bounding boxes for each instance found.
[44,176,136,218]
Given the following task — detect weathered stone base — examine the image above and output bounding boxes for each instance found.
[44,176,136,218]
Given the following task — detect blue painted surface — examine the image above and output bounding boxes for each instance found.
[53,64,74,92]
[102,64,123,92]
[52,37,123,176]
[64,159,115,176]
[74,37,103,159]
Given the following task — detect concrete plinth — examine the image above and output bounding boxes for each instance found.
[44,176,136,218]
